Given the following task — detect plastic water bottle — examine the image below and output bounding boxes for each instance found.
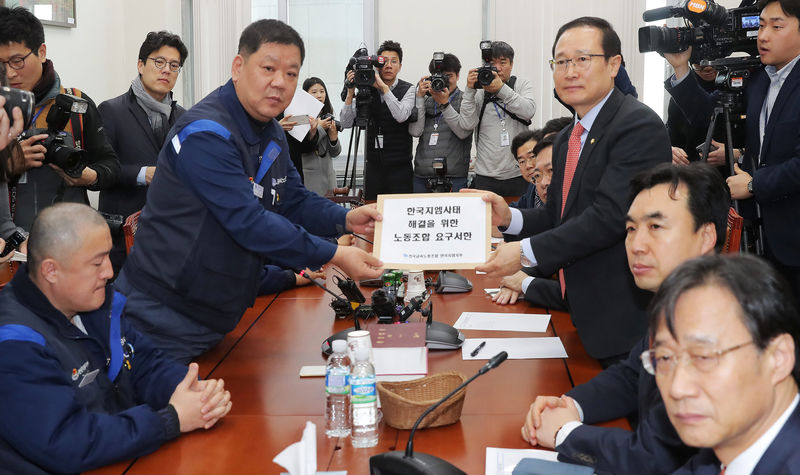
[350,347,379,447]
[325,339,351,437]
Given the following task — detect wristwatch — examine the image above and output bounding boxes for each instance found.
[520,244,533,267]
[747,179,753,194]
[438,101,450,110]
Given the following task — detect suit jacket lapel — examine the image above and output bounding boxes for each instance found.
[126,89,161,152]
[561,88,624,219]
[752,403,800,474]
[760,64,800,163]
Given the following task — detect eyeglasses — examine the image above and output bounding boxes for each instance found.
[1,50,35,71]
[640,340,754,376]
[148,57,182,72]
[516,151,535,166]
[549,54,606,73]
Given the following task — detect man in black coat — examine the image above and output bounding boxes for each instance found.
[98,31,188,275]
[475,17,672,366]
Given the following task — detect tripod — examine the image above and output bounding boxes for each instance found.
[341,88,374,193]
[698,89,764,255]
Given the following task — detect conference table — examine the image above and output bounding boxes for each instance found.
[87,270,628,475]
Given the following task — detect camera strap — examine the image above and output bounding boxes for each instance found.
[475,76,531,142]
[64,88,86,150]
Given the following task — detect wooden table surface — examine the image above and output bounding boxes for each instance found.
[86,271,626,475]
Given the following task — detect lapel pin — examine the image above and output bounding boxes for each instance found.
[590,138,596,144]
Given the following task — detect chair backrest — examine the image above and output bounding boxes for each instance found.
[724,207,744,254]
[123,210,142,255]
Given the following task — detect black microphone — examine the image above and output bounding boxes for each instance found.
[369,351,509,475]
[642,5,679,22]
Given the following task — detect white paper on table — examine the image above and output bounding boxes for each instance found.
[462,337,567,360]
[284,88,324,142]
[454,312,550,333]
[373,347,428,376]
[273,420,316,475]
[485,447,559,475]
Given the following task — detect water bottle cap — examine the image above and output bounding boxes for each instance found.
[354,347,370,361]
[331,339,347,353]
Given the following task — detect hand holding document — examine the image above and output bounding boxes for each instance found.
[283,88,324,142]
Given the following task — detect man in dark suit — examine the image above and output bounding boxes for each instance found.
[665,0,800,302]
[647,255,800,474]
[521,162,729,474]
[475,17,672,366]
[98,31,188,275]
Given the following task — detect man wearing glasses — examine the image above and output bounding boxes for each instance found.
[98,31,188,276]
[0,7,119,230]
[475,17,671,366]
[647,254,800,474]
[521,162,730,473]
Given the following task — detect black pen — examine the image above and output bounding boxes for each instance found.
[470,341,486,357]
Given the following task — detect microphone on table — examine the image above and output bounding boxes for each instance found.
[368,351,509,475]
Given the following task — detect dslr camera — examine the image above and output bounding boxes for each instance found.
[319,112,343,132]
[0,62,35,130]
[475,40,497,89]
[426,157,453,193]
[18,93,89,178]
[429,52,448,92]
[638,0,759,61]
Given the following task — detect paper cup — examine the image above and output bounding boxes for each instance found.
[347,330,374,365]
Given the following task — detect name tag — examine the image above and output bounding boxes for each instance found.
[500,130,510,147]
[79,369,99,388]
[429,133,439,146]
[253,182,264,199]
[376,134,384,149]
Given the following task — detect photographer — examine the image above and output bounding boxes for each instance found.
[341,40,415,200]
[0,7,120,231]
[665,0,800,300]
[409,53,473,192]
[459,41,536,196]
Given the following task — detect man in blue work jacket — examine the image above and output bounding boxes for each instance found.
[117,19,384,362]
[0,203,232,473]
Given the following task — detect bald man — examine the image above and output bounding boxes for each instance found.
[0,203,231,473]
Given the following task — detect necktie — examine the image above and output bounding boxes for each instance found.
[559,122,584,298]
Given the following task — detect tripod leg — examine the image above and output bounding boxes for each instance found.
[350,127,362,191]
[342,128,356,188]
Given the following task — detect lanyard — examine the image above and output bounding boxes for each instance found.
[254,141,281,183]
[107,292,127,382]
[492,101,506,125]
[30,105,47,126]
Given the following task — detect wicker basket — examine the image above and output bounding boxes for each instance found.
[377,371,468,430]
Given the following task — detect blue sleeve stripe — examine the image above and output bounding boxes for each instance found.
[177,120,232,143]
[0,324,45,346]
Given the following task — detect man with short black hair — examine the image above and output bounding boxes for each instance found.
[666,0,800,301]
[508,129,544,209]
[521,162,730,474]
[341,40,416,199]
[99,30,189,275]
[649,254,800,474]
[410,52,473,192]
[0,7,119,230]
[459,41,536,196]
[118,19,383,362]
[0,203,231,473]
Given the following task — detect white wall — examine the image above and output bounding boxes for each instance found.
[43,0,184,105]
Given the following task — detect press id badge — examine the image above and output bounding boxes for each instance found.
[500,130,510,147]
[429,132,439,146]
[376,134,384,149]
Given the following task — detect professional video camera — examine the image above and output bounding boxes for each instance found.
[475,40,497,89]
[429,52,448,92]
[426,157,453,193]
[638,0,759,62]
[340,47,385,96]
[18,93,89,178]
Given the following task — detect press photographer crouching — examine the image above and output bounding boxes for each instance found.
[0,6,119,231]
[410,52,473,193]
[662,0,800,301]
